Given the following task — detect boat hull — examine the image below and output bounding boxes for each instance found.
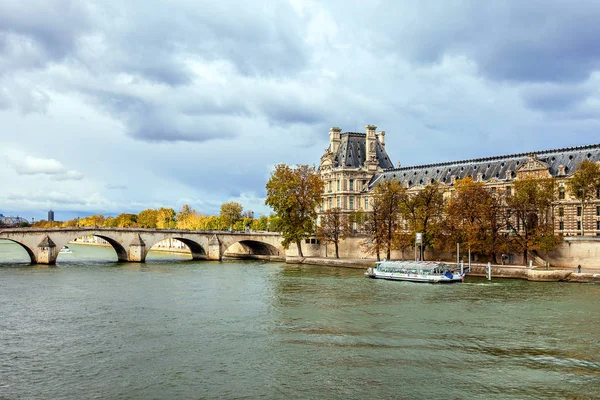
[366,273,463,283]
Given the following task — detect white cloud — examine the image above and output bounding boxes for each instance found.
[6,154,84,180]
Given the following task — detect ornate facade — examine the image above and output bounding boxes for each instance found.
[318,125,600,236]
[318,125,394,220]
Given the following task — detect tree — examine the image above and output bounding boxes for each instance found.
[115,213,137,227]
[362,193,385,261]
[265,164,324,257]
[104,216,118,227]
[137,209,158,228]
[442,177,505,263]
[156,208,176,229]
[349,209,367,233]
[399,183,445,261]
[567,159,600,235]
[504,177,558,264]
[220,202,243,230]
[316,208,351,258]
[373,180,405,260]
[176,205,195,229]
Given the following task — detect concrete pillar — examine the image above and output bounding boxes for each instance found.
[128,234,146,262]
[37,235,57,265]
[207,234,222,260]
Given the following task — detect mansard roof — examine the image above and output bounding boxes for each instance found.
[334,132,394,169]
[371,143,600,189]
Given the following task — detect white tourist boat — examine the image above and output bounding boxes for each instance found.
[366,260,465,283]
[59,246,73,254]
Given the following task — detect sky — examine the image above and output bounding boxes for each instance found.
[2,0,600,221]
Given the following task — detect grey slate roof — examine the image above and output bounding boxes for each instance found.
[370,143,600,189]
[334,132,394,169]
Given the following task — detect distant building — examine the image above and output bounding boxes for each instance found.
[48,210,54,222]
[318,125,393,219]
[318,124,600,236]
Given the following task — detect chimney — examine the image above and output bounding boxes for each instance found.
[376,130,386,147]
[329,127,341,154]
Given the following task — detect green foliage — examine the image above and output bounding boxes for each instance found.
[220,201,243,230]
[265,164,324,256]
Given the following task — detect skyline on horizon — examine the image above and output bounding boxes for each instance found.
[2,0,600,221]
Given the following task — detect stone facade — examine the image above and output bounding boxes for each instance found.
[318,125,394,223]
[318,125,600,237]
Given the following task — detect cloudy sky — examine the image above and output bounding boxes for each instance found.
[2,0,600,221]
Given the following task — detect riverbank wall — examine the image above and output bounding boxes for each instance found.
[286,236,600,270]
[286,256,600,283]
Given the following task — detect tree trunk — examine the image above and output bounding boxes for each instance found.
[376,250,380,262]
[523,249,528,265]
[335,242,339,259]
[296,240,303,257]
[386,247,391,261]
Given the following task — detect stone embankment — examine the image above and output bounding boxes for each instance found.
[287,257,600,283]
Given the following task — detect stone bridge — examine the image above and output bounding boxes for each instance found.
[0,228,286,265]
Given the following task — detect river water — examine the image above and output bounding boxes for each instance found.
[0,241,599,399]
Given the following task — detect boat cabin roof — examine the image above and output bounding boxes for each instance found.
[375,260,451,271]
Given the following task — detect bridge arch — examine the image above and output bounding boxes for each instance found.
[224,239,281,259]
[54,234,129,263]
[142,237,207,261]
[0,239,37,264]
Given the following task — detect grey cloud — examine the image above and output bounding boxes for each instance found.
[0,0,92,68]
[521,84,590,112]
[351,0,600,84]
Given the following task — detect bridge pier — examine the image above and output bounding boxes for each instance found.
[37,236,58,265]
[127,234,146,262]
[207,234,222,261]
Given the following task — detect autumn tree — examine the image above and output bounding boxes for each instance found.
[362,193,385,261]
[115,213,137,227]
[316,208,351,258]
[137,209,158,228]
[265,164,324,257]
[104,216,118,227]
[156,208,176,229]
[252,215,270,231]
[349,209,367,233]
[373,180,405,260]
[399,182,445,261]
[442,177,505,263]
[176,205,195,229]
[567,159,600,235]
[504,177,558,264]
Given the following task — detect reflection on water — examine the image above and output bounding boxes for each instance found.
[0,241,599,399]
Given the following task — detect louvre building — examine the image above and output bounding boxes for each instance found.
[318,125,600,236]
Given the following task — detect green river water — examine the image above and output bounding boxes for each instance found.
[0,241,598,399]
